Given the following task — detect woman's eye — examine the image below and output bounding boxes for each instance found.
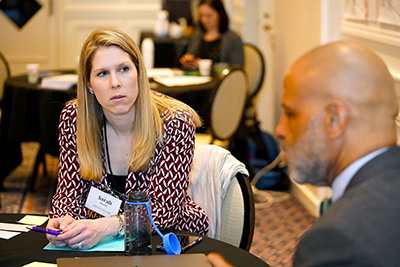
[120,66,129,72]
[97,71,108,77]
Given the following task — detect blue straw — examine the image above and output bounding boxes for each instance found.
[125,200,181,255]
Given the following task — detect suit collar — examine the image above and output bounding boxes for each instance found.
[345,146,400,192]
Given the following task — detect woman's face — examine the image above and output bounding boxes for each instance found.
[199,4,220,32]
[88,46,139,119]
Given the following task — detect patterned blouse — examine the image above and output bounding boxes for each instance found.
[49,100,209,236]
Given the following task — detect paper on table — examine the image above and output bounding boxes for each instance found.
[40,74,78,90]
[146,68,177,78]
[0,230,21,239]
[0,222,30,232]
[44,235,124,252]
[153,76,212,87]
[22,262,56,267]
[17,215,48,226]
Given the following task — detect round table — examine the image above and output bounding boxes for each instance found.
[0,213,270,267]
[0,70,76,190]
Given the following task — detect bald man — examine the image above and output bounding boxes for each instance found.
[207,41,400,266]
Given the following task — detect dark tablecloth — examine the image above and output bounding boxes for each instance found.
[0,213,269,267]
[0,71,76,187]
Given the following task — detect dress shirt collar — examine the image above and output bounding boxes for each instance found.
[331,147,389,203]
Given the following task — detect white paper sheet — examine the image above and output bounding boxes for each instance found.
[146,68,178,78]
[0,230,21,240]
[22,262,57,267]
[0,222,30,232]
[153,76,212,87]
[40,74,78,90]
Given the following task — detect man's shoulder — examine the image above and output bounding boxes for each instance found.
[295,190,400,266]
[347,146,400,200]
[302,165,400,250]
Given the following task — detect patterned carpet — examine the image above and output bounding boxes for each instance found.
[0,142,58,214]
[250,193,316,266]
[0,142,317,267]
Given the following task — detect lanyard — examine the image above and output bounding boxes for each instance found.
[104,121,118,191]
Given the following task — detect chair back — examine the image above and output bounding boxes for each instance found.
[220,172,255,250]
[209,67,247,141]
[0,52,11,103]
[188,145,255,250]
[243,43,265,101]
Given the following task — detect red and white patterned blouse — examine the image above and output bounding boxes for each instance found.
[49,101,209,236]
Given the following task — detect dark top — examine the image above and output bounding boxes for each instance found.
[187,30,244,67]
[195,39,222,62]
[106,173,127,195]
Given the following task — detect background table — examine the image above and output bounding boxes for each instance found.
[0,213,270,267]
[151,74,219,130]
[0,71,76,190]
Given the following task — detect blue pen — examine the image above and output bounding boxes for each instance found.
[26,226,63,235]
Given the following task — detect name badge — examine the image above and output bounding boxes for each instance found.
[85,186,122,217]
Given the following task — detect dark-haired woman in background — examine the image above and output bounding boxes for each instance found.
[180,0,244,70]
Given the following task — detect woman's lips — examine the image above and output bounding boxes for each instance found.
[111,95,125,101]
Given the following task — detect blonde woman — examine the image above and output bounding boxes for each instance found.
[47,28,209,249]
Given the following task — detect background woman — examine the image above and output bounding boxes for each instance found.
[180,0,244,71]
[46,28,209,249]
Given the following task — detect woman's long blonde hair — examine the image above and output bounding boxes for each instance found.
[77,28,201,181]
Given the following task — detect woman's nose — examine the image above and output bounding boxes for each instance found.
[110,72,121,89]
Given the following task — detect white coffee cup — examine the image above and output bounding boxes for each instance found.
[26,63,40,84]
[198,59,213,76]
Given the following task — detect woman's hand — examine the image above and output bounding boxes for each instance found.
[180,53,199,71]
[46,215,75,247]
[46,215,119,249]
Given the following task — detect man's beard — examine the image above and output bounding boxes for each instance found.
[285,115,330,186]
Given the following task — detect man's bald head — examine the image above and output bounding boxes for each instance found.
[285,41,397,120]
[277,41,398,184]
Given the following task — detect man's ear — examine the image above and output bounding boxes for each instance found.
[325,102,348,139]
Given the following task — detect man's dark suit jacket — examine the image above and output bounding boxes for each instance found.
[293,146,400,266]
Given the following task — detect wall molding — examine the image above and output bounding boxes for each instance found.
[340,20,400,48]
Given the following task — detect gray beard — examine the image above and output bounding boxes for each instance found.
[285,115,330,186]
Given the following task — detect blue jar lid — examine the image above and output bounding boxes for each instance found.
[163,232,181,255]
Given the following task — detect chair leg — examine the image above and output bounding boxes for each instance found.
[18,150,45,212]
[29,150,45,192]
[18,150,44,212]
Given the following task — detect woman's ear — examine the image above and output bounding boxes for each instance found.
[325,102,348,139]
[87,82,94,95]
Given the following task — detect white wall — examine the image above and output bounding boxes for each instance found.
[273,0,323,125]
[272,0,332,217]
[0,0,161,75]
